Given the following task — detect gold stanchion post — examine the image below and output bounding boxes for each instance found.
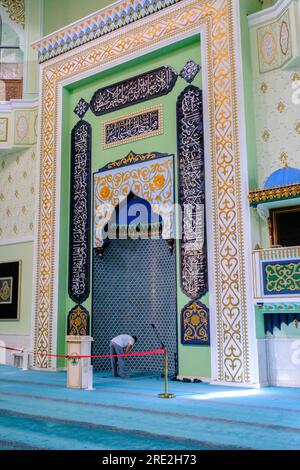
[158,350,175,399]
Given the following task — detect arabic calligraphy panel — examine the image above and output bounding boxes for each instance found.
[102,105,163,148]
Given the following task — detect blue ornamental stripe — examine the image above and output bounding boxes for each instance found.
[177,85,208,299]
[69,120,92,304]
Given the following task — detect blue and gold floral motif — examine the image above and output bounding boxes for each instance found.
[181,300,210,345]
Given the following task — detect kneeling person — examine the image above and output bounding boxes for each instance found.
[110,334,138,378]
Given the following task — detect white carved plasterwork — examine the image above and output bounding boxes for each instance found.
[32,0,259,386]
[257,9,292,73]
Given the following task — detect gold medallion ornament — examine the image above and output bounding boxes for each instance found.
[0,0,25,28]
[32,0,257,384]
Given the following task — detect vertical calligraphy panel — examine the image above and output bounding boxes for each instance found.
[69,120,92,305]
[177,85,208,300]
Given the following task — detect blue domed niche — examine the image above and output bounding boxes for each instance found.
[264,166,300,189]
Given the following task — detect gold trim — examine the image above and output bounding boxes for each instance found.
[102,105,163,149]
[249,183,300,205]
[106,151,166,169]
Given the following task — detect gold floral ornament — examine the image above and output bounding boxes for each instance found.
[280,152,288,168]
[153,174,165,190]
[260,82,268,94]
[262,130,270,142]
[277,101,286,113]
[0,0,25,28]
[100,186,110,200]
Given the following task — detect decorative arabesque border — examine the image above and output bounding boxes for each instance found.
[33,0,257,384]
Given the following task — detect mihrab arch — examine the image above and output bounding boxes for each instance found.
[32,0,259,386]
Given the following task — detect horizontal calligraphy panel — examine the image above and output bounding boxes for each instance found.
[102,105,163,149]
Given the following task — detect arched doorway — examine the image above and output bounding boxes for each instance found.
[92,152,177,375]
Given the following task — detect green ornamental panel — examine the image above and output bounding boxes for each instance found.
[262,260,300,295]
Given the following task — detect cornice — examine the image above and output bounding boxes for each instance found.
[248,0,294,28]
[249,183,300,206]
[32,0,183,64]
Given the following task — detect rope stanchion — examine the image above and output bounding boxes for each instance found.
[0,345,175,399]
[158,349,175,399]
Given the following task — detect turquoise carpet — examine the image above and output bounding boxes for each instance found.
[0,366,300,450]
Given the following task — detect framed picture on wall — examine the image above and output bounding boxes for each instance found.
[0,261,21,321]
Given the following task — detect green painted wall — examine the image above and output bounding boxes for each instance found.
[43,0,115,36]
[59,35,211,378]
[0,241,34,335]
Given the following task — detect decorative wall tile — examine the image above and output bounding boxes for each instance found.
[254,70,300,188]
[92,238,177,373]
[0,147,36,240]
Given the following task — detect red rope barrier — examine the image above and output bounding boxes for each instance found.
[0,345,165,360]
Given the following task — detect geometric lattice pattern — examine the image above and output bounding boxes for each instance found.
[92,238,177,373]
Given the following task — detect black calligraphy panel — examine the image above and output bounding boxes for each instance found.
[90,66,178,116]
[177,86,208,299]
[69,120,92,304]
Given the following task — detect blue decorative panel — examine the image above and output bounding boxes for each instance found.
[69,120,92,304]
[92,239,177,373]
[262,259,300,296]
[181,300,210,346]
[264,313,300,335]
